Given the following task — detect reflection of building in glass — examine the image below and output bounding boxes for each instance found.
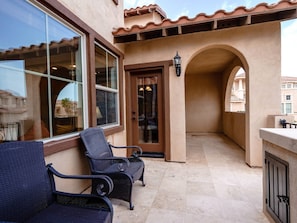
[0,90,27,140]
[54,99,78,135]
[0,36,83,140]
[55,99,78,117]
[0,90,27,122]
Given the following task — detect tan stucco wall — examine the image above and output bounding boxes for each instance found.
[245,23,281,166]
[45,147,90,193]
[223,112,245,149]
[169,66,187,162]
[186,72,223,133]
[106,130,128,157]
[57,0,124,42]
[123,22,281,166]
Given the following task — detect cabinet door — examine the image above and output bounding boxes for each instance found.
[265,152,289,223]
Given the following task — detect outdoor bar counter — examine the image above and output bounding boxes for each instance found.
[260,128,297,223]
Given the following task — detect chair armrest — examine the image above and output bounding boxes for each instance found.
[47,164,113,196]
[109,144,143,156]
[85,153,130,171]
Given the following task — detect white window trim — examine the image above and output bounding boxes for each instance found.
[29,0,88,140]
[95,42,120,128]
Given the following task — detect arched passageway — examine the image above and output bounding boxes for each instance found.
[185,45,248,158]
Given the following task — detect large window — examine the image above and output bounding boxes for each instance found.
[0,0,85,141]
[95,43,119,127]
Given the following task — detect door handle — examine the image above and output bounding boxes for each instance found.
[277,195,289,206]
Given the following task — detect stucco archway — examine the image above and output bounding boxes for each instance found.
[185,45,248,159]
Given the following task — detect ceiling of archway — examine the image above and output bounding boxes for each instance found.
[186,48,237,75]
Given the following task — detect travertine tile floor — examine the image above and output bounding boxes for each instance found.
[112,133,271,223]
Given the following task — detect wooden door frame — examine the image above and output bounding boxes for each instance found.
[125,60,172,161]
[131,71,164,153]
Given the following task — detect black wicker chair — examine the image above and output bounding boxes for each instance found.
[80,127,145,210]
[0,141,114,223]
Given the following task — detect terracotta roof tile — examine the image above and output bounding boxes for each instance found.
[114,0,297,43]
[0,37,79,57]
[124,4,167,19]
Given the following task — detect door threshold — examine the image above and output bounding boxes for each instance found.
[140,152,164,158]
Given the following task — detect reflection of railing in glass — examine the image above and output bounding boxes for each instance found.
[0,123,19,141]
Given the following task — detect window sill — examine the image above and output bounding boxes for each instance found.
[43,135,81,156]
[103,125,124,135]
[43,125,124,156]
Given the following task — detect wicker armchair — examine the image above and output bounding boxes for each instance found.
[80,127,145,210]
[0,141,114,223]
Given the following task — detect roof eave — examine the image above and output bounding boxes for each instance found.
[114,1,297,44]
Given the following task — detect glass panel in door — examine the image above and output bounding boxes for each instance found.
[137,76,158,144]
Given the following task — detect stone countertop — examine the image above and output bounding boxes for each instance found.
[260,128,297,154]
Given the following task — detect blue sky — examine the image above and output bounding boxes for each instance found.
[124,0,297,77]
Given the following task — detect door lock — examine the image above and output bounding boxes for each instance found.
[132,111,136,120]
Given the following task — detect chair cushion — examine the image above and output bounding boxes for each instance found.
[126,160,144,181]
[25,203,112,223]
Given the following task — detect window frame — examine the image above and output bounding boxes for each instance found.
[31,0,124,155]
[45,13,88,140]
[1,0,88,142]
[94,42,120,128]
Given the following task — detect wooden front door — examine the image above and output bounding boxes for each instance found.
[130,70,164,155]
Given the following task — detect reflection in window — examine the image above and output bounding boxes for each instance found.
[95,43,119,127]
[0,60,26,97]
[0,0,84,141]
